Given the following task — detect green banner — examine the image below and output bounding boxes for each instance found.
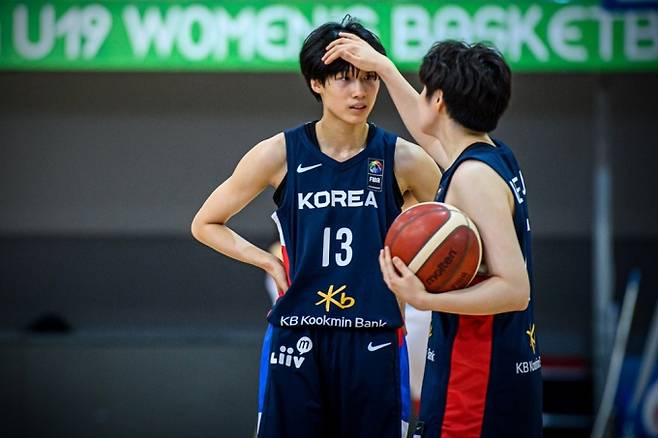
[1,1,656,72]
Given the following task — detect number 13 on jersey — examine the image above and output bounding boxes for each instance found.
[322,227,353,267]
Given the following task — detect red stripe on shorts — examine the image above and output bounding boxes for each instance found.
[441,314,493,437]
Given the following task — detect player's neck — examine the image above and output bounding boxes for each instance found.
[439,120,494,169]
[316,116,369,160]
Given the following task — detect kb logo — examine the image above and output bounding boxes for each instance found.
[315,284,356,312]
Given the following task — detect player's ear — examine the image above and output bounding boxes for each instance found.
[310,78,324,96]
[434,90,444,114]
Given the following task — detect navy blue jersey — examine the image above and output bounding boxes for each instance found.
[419,140,542,437]
[268,122,404,329]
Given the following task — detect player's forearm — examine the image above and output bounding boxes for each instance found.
[378,61,431,147]
[418,276,529,315]
[191,223,275,273]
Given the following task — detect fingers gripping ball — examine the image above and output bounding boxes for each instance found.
[385,202,482,293]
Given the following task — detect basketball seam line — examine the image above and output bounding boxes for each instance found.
[428,225,472,291]
[407,212,468,273]
[386,208,449,251]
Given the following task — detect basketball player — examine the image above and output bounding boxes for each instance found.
[191,18,440,438]
[324,37,543,436]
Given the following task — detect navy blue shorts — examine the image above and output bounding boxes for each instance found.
[257,325,410,438]
[416,314,543,438]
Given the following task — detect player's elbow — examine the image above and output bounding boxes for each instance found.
[512,277,531,312]
[190,218,203,242]
[191,212,226,243]
[190,213,209,242]
[514,293,530,312]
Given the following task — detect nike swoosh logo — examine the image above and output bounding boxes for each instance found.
[367,341,392,352]
[296,163,322,173]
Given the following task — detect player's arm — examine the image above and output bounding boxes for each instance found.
[392,140,439,324]
[380,160,530,315]
[397,192,420,322]
[323,33,448,167]
[394,138,441,203]
[191,134,289,292]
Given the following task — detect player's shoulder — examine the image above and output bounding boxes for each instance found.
[450,159,510,207]
[239,132,287,188]
[394,137,439,174]
[452,140,518,183]
[249,132,286,163]
[256,131,286,151]
[444,159,515,222]
[394,136,417,150]
[394,137,428,165]
[452,159,499,185]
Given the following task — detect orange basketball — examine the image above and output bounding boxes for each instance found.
[385,202,482,293]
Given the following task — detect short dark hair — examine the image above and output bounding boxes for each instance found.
[419,41,511,133]
[300,16,386,101]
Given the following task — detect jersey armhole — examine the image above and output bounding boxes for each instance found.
[389,133,405,209]
[273,128,294,208]
[393,176,404,208]
[273,174,287,207]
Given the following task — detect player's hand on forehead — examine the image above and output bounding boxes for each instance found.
[322,32,361,65]
[322,32,387,74]
[327,31,361,47]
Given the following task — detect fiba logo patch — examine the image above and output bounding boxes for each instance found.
[368,159,383,174]
[270,336,313,369]
[367,158,384,191]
